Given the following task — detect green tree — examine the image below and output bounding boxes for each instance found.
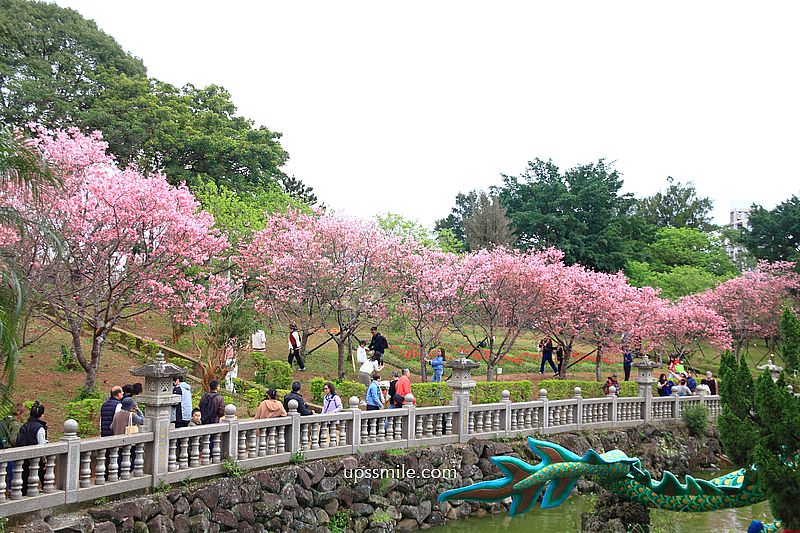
[635,177,715,231]
[0,0,146,127]
[496,158,648,271]
[194,179,309,247]
[648,227,737,276]
[376,213,437,247]
[434,190,477,249]
[0,127,59,395]
[744,196,800,265]
[718,351,800,528]
[462,192,515,250]
[780,307,800,373]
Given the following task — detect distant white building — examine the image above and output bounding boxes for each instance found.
[727,208,750,266]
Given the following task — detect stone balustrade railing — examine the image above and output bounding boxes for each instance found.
[0,386,724,518]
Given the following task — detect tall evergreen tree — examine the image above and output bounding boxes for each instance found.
[463,192,515,250]
[717,351,800,528]
[780,307,800,373]
[635,177,715,231]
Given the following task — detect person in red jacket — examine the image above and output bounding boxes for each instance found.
[394,368,416,405]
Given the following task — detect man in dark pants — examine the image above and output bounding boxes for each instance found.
[288,324,306,371]
[539,337,557,374]
[623,350,633,381]
[368,326,388,365]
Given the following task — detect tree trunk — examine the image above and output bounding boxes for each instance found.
[419,342,429,382]
[734,339,743,362]
[300,331,310,357]
[336,339,346,380]
[84,334,106,392]
[559,344,572,380]
[486,359,494,381]
[595,345,602,382]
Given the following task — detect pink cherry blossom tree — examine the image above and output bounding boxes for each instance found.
[451,248,560,381]
[649,299,732,363]
[697,261,800,360]
[6,127,230,391]
[239,210,407,379]
[397,248,463,381]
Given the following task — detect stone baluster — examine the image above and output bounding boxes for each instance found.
[237,430,248,460]
[267,427,277,455]
[248,429,258,458]
[9,462,23,500]
[178,439,189,470]
[168,439,177,472]
[189,436,200,467]
[539,389,549,429]
[43,455,56,493]
[60,419,82,503]
[107,447,119,482]
[120,446,132,479]
[258,429,267,457]
[320,421,329,449]
[201,435,211,465]
[0,462,6,502]
[134,444,145,477]
[79,452,92,488]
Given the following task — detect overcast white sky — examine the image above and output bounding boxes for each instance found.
[54,1,800,228]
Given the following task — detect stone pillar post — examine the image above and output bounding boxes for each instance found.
[608,386,618,424]
[573,387,583,427]
[130,351,186,488]
[403,394,417,446]
[223,404,239,460]
[59,419,81,503]
[348,396,361,452]
[632,355,659,423]
[539,388,549,429]
[287,400,301,453]
[446,358,480,443]
[501,390,511,436]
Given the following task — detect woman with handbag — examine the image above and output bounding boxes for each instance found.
[111,397,143,473]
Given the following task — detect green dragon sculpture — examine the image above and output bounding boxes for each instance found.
[438,437,781,532]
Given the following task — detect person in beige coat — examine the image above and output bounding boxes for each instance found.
[255,389,287,419]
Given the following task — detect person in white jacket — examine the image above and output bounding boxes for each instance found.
[171,376,193,428]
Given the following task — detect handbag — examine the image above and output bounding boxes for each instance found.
[125,411,139,434]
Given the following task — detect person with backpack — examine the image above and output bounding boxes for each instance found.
[16,401,47,496]
[387,371,403,409]
[0,403,24,450]
[199,380,226,424]
[368,326,389,365]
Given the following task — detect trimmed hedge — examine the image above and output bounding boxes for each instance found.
[65,398,104,437]
[309,377,365,405]
[473,381,532,403]
[252,354,293,390]
[167,356,195,373]
[538,379,637,399]
[412,383,452,406]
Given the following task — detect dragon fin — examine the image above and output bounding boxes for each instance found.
[541,476,579,509]
[527,438,582,466]
[438,456,544,517]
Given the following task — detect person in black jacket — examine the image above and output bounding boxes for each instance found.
[368,327,389,365]
[16,401,47,496]
[283,381,313,415]
[100,386,123,437]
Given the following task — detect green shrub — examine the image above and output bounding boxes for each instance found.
[222,458,247,477]
[232,378,262,393]
[538,379,637,399]
[175,337,192,353]
[65,398,104,437]
[412,382,451,406]
[473,381,532,403]
[142,340,160,357]
[126,335,139,354]
[682,404,708,436]
[252,354,293,390]
[243,386,267,415]
[168,356,195,374]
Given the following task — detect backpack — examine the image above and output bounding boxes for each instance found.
[0,416,13,449]
[199,392,220,424]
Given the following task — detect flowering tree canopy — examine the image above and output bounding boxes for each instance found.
[698,261,800,359]
[452,248,560,380]
[239,210,407,378]
[4,127,230,390]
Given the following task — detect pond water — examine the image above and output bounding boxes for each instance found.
[428,470,775,533]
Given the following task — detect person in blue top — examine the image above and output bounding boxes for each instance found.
[427,348,445,382]
[366,373,384,411]
[623,350,633,381]
[657,373,674,397]
[684,371,697,392]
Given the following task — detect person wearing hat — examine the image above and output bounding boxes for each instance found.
[111,397,143,436]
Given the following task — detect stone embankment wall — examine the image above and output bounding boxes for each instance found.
[14,423,722,533]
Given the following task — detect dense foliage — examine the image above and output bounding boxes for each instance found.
[717,351,800,528]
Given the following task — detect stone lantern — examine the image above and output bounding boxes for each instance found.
[632,354,660,422]
[757,354,783,383]
[130,351,187,486]
[446,357,481,443]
